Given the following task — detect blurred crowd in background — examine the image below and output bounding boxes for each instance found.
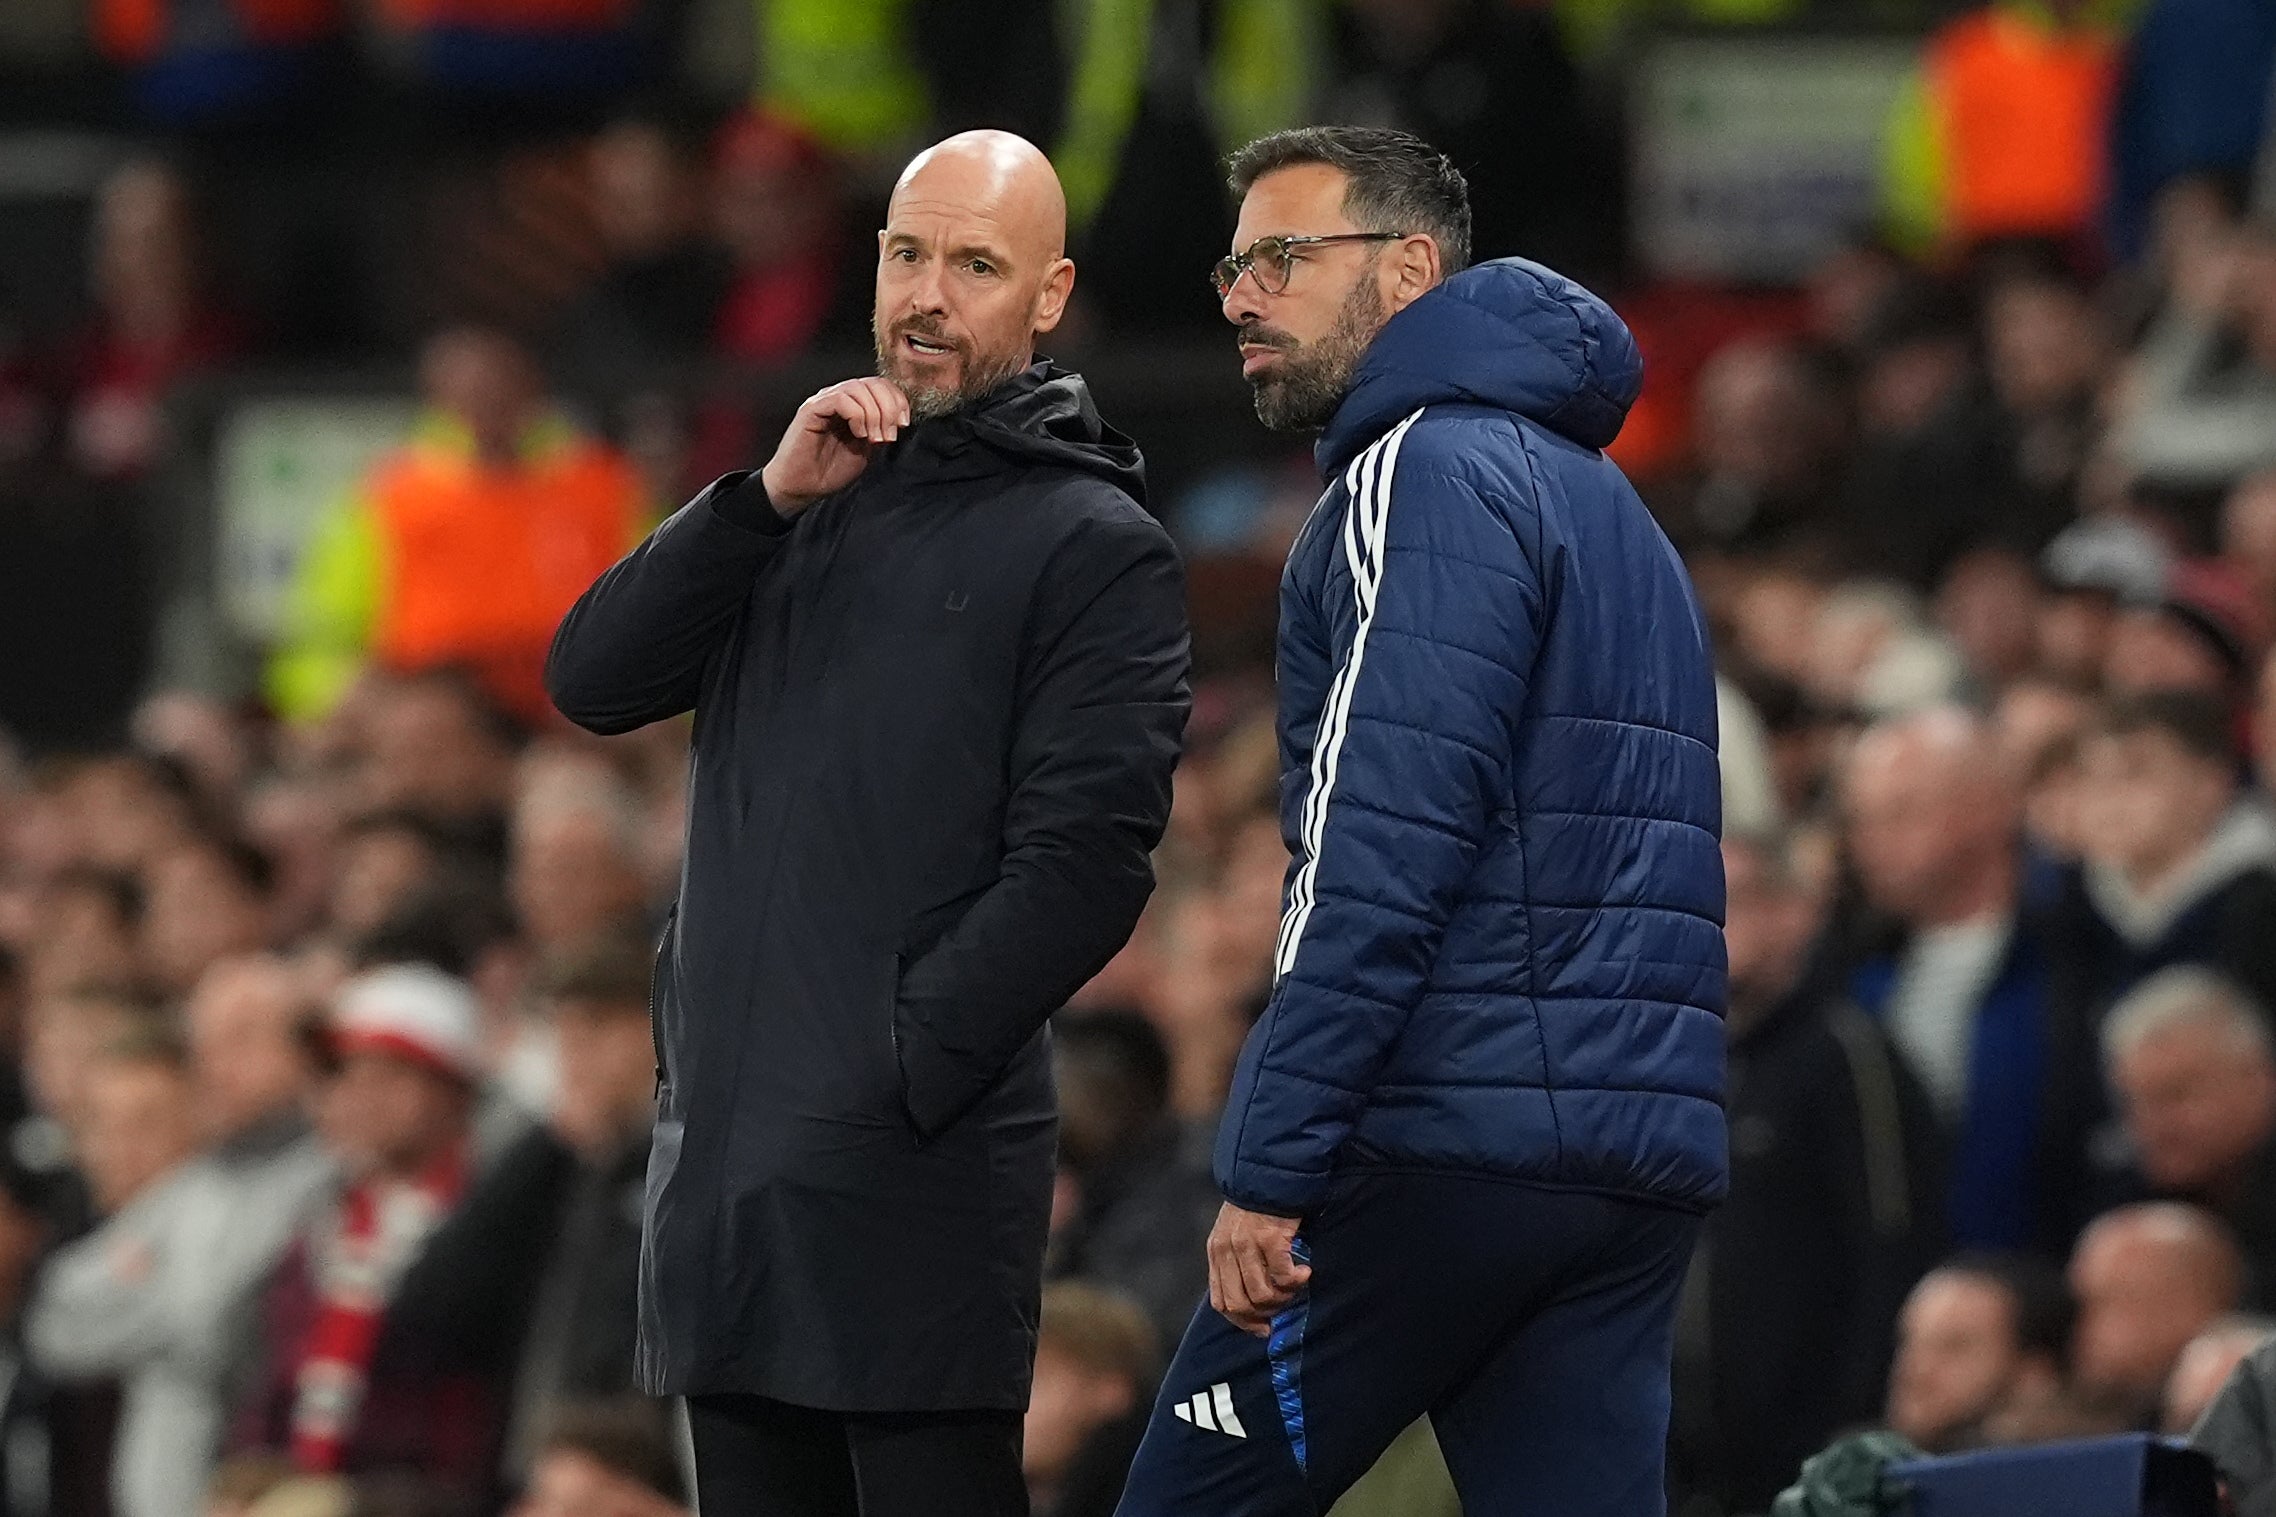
[5,0,2276,1515]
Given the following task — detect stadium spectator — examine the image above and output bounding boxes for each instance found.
[72,1025,198,1219]
[1939,549,2045,693]
[507,776,647,961]
[232,965,508,1500]
[57,752,203,878]
[2068,1202,2246,1427]
[140,835,275,996]
[1023,1283,1156,1517]
[21,982,150,1167]
[506,1401,688,1517]
[555,121,733,388]
[1990,674,2098,811]
[390,935,653,1487]
[2163,1314,2276,1433]
[1880,0,2121,259]
[1045,1011,1217,1353]
[1885,1254,2075,1454]
[709,110,842,367]
[2104,559,2271,705]
[2055,691,2276,1031]
[28,958,329,1517]
[347,671,521,841]
[266,329,644,727]
[1652,338,1848,564]
[2035,517,2174,689]
[2120,215,2276,491]
[1841,708,2073,1248]
[1978,260,2111,552]
[2100,969,2276,1296]
[325,814,457,945]
[1672,832,1945,1516]
[23,867,145,999]
[59,161,245,483]
[1835,278,2004,588]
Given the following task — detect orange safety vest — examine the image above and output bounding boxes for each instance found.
[96,0,341,63]
[374,0,636,31]
[369,436,641,722]
[1926,9,2118,242]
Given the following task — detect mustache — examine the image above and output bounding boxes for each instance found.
[1237,323,1297,353]
[891,318,965,352]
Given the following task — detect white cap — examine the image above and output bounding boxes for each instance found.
[330,964,484,1083]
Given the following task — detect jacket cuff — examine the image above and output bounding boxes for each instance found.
[709,470,795,536]
[1216,1157,1326,1220]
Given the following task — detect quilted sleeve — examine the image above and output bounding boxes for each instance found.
[1215,420,1546,1217]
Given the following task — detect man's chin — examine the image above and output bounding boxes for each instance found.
[1250,376,1337,434]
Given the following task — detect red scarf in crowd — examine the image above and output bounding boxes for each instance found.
[289,1141,469,1471]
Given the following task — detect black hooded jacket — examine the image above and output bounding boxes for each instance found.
[546,362,1191,1410]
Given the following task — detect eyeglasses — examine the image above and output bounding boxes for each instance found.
[1211,232,1406,298]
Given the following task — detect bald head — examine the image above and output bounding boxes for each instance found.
[2070,1203,2244,1403]
[876,131,1076,420]
[892,131,1066,263]
[1844,707,2020,923]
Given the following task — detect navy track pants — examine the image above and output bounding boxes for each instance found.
[1115,1172,1701,1516]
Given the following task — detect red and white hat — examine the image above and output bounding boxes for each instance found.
[330,964,484,1083]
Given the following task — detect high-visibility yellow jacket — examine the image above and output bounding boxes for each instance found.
[267,415,644,725]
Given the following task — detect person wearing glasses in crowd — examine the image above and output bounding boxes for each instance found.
[1116,126,1726,1517]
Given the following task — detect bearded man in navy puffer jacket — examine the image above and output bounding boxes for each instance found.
[1118,127,1728,1517]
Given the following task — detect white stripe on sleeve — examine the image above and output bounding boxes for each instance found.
[1273,409,1422,981]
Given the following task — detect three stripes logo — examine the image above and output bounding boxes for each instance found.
[1171,1382,1248,1439]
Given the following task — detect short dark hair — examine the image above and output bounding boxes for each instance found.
[537,1400,687,1505]
[1943,1251,2076,1366]
[2098,690,2238,770]
[1227,126,1472,275]
[351,873,518,978]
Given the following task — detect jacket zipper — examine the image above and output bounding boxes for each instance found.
[650,903,677,1096]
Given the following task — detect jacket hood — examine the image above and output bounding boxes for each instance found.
[1319,257,1643,477]
[924,360,1147,506]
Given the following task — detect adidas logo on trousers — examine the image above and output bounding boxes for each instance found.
[1172,1383,1248,1438]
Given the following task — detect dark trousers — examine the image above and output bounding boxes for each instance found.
[687,1394,1028,1517]
[1115,1173,1702,1517]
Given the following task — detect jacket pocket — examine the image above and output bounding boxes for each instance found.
[886,952,926,1142]
[650,902,680,1100]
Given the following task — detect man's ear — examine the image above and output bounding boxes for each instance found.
[1032,256,1077,335]
[1385,235,1444,316]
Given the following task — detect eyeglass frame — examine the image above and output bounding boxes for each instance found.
[1211,231,1408,298]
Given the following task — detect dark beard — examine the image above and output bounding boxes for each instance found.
[1248,274,1387,433]
[873,316,1029,421]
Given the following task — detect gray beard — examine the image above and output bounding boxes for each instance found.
[874,323,1030,420]
[1249,275,1387,433]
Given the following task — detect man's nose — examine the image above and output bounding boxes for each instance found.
[909,263,950,316]
[1221,273,1265,326]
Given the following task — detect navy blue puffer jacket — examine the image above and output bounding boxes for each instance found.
[1214,258,1729,1218]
